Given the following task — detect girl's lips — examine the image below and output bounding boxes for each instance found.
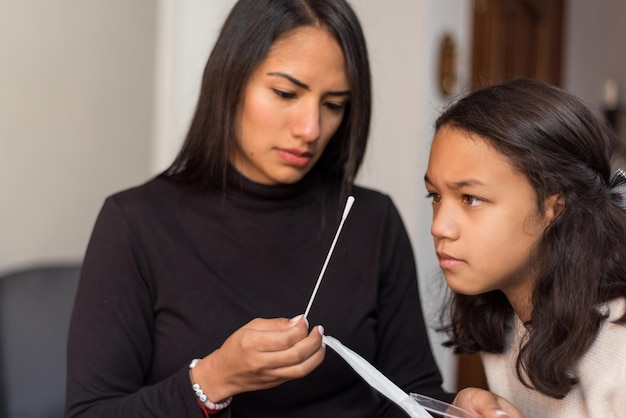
[276,148,312,167]
[437,253,466,269]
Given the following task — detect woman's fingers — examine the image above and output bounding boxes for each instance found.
[255,325,326,378]
[200,317,326,397]
[241,316,313,354]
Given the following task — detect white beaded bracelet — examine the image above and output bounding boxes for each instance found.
[189,358,233,411]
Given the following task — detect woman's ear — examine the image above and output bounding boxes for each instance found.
[544,194,565,224]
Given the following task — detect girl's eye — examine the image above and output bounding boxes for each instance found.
[272,89,296,99]
[462,194,483,207]
[426,192,441,203]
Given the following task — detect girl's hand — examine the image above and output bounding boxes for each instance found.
[453,387,524,418]
[191,315,325,402]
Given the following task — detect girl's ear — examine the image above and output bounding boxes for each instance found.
[544,194,565,224]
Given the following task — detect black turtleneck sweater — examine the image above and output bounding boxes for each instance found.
[66,170,452,418]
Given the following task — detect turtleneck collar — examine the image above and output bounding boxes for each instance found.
[223,165,327,210]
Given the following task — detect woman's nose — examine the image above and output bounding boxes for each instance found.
[291,102,321,142]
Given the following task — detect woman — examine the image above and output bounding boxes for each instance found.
[427,78,626,417]
[66,1,514,417]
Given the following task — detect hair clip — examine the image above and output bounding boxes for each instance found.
[609,168,626,210]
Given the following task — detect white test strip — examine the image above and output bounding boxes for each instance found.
[322,335,432,418]
[323,336,477,418]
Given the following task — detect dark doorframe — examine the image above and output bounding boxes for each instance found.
[471,0,565,91]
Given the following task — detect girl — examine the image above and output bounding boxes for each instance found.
[426,78,626,417]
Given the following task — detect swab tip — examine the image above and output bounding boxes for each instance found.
[343,196,355,218]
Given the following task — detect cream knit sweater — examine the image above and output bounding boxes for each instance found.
[482,298,626,417]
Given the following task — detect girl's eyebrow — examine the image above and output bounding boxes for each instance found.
[267,71,350,96]
[424,174,486,189]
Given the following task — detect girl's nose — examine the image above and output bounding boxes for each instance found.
[430,205,459,240]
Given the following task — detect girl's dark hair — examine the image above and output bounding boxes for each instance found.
[164,0,371,196]
[436,78,626,398]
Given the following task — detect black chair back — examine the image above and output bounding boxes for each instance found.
[0,264,81,418]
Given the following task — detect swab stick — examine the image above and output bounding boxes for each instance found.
[303,196,355,320]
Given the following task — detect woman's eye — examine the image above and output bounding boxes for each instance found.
[272,89,296,99]
[426,192,441,203]
[324,101,346,112]
[462,194,483,207]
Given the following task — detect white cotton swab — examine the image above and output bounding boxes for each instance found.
[303,195,355,320]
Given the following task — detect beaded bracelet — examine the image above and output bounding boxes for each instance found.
[189,358,233,411]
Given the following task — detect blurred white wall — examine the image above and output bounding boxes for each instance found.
[564,0,626,105]
[152,1,235,174]
[564,0,626,141]
[0,0,156,272]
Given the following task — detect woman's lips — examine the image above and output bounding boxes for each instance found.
[276,148,313,167]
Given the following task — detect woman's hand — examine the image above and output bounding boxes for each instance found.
[453,387,524,418]
[191,315,325,402]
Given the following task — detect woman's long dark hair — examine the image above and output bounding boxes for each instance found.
[436,79,626,398]
[163,0,371,196]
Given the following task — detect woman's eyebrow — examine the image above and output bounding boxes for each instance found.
[267,71,350,96]
[268,72,310,90]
